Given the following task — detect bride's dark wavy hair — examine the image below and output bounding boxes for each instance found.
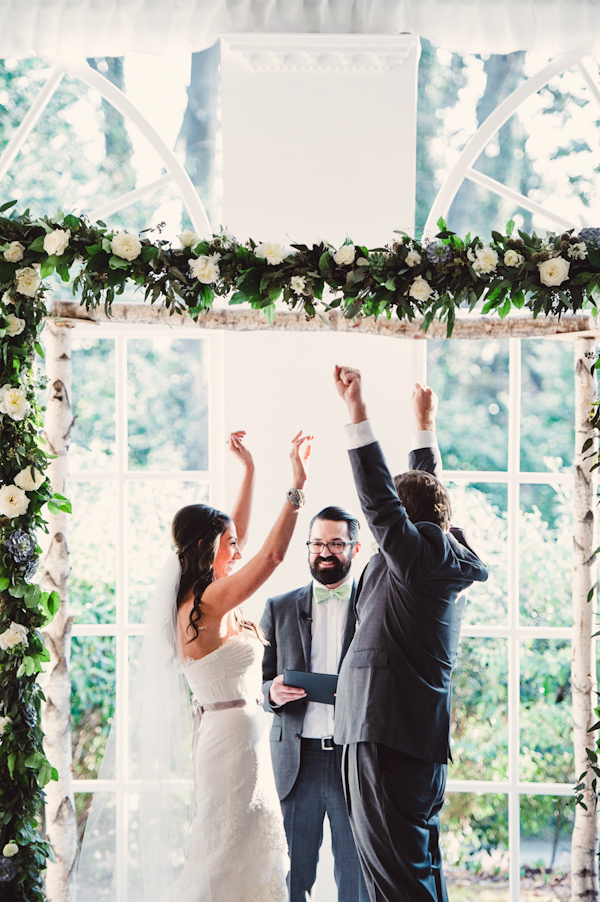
[172,504,266,644]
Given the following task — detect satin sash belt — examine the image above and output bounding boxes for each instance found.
[192,697,247,760]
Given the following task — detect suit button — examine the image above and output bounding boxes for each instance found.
[295,733,301,740]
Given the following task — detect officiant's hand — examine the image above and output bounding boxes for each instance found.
[269,674,307,707]
[334,365,367,424]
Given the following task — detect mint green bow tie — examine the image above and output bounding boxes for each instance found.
[314,583,352,603]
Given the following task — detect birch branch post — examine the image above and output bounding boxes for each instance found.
[572,336,599,902]
[40,322,77,902]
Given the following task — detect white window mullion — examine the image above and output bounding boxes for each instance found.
[507,337,522,902]
[115,335,129,902]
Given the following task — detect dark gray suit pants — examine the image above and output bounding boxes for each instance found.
[342,742,448,902]
[281,744,368,902]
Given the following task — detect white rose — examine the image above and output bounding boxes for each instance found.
[177,230,201,248]
[2,292,13,307]
[469,245,499,275]
[14,466,45,491]
[504,250,524,267]
[405,249,422,267]
[0,716,11,736]
[5,314,25,336]
[189,253,221,284]
[538,256,570,287]
[2,843,18,857]
[0,384,30,421]
[0,622,29,651]
[111,232,142,262]
[255,242,289,266]
[408,275,433,302]
[568,242,587,260]
[333,244,356,266]
[290,276,306,295]
[0,484,30,518]
[43,228,70,257]
[15,266,40,298]
[3,241,25,263]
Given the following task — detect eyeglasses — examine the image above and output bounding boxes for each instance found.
[306,541,355,554]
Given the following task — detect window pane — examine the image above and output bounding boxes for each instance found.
[449,483,507,626]
[520,795,572,893]
[521,339,574,473]
[442,792,508,899]
[520,640,573,784]
[70,482,117,624]
[127,338,209,471]
[428,340,509,471]
[71,636,116,781]
[75,791,116,900]
[451,638,508,781]
[70,337,116,472]
[519,484,572,628]
[128,480,209,623]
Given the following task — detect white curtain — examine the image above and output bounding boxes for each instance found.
[1,0,600,58]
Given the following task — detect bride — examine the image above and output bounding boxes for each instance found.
[75,429,311,902]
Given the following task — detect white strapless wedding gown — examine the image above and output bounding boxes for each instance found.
[170,633,289,902]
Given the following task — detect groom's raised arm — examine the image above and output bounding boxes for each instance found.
[408,382,442,478]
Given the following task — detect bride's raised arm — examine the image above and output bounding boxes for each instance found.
[201,430,311,617]
[227,430,255,551]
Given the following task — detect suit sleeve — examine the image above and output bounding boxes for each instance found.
[260,599,279,714]
[408,445,442,478]
[349,441,488,585]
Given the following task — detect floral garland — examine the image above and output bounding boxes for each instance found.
[0,200,599,899]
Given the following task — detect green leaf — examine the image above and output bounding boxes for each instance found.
[141,246,159,263]
[498,298,512,319]
[40,255,58,278]
[27,235,46,253]
[511,289,524,309]
[0,199,17,213]
[506,219,515,236]
[0,577,8,591]
[108,255,130,271]
[7,752,15,779]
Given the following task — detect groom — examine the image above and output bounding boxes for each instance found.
[333,368,489,902]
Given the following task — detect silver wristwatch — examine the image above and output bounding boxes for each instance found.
[286,487,306,509]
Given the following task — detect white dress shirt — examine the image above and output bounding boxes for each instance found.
[301,574,353,739]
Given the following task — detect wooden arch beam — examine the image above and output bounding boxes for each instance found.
[47,300,600,340]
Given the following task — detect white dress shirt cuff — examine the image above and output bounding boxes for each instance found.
[410,430,439,451]
[345,419,376,449]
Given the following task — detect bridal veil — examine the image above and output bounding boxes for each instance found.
[75,552,211,901]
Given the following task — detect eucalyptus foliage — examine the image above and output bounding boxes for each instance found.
[0,259,69,898]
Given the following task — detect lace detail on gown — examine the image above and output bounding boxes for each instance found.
[169,634,288,902]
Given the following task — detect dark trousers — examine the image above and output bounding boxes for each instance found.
[342,742,448,902]
[281,743,369,902]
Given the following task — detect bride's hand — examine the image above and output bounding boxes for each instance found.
[290,431,312,490]
[227,430,254,469]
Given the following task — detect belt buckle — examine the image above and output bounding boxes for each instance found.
[321,736,334,751]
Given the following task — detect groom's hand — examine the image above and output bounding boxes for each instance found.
[334,365,368,424]
[412,383,438,432]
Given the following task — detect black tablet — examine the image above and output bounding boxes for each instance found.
[283,669,338,705]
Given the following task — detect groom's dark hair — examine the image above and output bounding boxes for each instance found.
[309,506,360,542]
[393,471,451,532]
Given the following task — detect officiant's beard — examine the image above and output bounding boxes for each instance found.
[310,555,352,586]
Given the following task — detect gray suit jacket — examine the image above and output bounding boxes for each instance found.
[334,440,488,763]
[260,582,356,800]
